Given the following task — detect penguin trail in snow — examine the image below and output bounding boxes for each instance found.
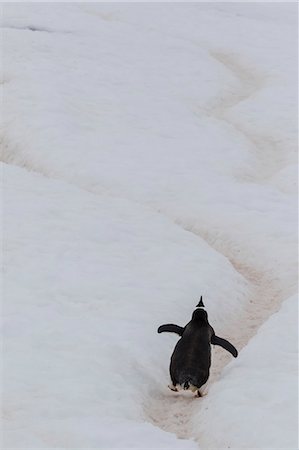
[157,303,238,396]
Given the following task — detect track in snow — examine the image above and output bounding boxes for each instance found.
[206,50,288,183]
[0,33,290,448]
[143,50,287,445]
[143,239,283,443]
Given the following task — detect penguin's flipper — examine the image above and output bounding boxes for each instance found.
[211,335,238,357]
[157,324,184,336]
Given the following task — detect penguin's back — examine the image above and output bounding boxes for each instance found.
[170,323,212,387]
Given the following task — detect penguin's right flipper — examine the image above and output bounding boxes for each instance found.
[157,324,184,336]
[211,335,238,357]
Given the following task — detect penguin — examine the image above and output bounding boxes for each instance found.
[157,303,238,397]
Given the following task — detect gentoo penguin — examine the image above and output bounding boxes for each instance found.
[157,298,238,396]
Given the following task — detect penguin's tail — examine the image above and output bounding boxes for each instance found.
[181,376,197,391]
[183,380,190,390]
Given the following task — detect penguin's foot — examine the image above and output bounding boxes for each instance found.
[189,384,198,393]
[196,390,202,397]
[168,384,178,392]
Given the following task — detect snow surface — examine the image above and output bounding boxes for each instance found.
[1,2,298,449]
[194,294,298,449]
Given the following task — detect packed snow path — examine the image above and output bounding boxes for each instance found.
[205,50,286,183]
[2,3,297,449]
[143,47,287,441]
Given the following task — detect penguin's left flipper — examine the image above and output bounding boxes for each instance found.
[211,335,238,357]
[157,324,184,336]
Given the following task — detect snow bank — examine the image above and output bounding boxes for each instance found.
[2,3,297,293]
[2,164,247,447]
[193,295,298,449]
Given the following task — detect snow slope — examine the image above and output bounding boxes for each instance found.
[1,2,298,449]
[2,163,246,448]
[194,294,298,449]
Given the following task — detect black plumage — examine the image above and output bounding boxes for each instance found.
[158,308,238,395]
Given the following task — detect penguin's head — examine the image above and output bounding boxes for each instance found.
[196,296,205,308]
[191,308,208,322]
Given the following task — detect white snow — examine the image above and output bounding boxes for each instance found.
[194,294,298,449]
[2,164,246,448]
[1,2,297,449]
